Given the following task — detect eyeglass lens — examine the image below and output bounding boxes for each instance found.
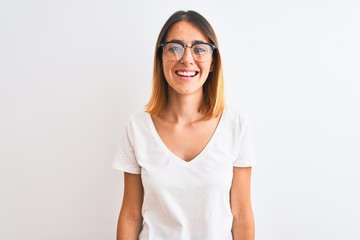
[163,43,213,62]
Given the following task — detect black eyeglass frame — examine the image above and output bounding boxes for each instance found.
[159,40,216,51]
[159,40,216,63]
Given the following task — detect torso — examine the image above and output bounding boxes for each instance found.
[113,107,256,239]
[150,114,221,162]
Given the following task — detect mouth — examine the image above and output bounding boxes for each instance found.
[175,70,199,77]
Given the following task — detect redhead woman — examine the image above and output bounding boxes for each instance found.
[113,10,256,240]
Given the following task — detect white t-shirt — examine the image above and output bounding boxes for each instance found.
[112,106,256,240]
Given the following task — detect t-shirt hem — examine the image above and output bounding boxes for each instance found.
[233,159,256,167]
[112,162,141,174]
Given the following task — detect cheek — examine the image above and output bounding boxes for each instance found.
[162,61,177,79]
[162,56,172,71]
[200,62,212,74]
[161,61,173,81]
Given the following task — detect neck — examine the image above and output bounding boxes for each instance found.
[162,90,204,124]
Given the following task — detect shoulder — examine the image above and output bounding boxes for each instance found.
[126,110,149,125]
[122,110,150,136]
[223,105,250,125]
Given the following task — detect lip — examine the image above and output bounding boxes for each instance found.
[175,69,199,79]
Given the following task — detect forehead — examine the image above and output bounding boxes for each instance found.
[165,21,208,42]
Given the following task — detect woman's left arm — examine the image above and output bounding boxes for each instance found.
[230,167,255,240]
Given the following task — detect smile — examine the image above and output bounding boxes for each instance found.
[175,71,198,77]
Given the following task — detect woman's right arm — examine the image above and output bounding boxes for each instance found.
[117,172,144,240]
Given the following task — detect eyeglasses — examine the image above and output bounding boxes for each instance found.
[160,41,216,62]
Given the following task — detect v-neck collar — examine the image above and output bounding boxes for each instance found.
[145,107,227,165]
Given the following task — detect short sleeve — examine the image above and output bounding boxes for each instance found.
[112,121,141,174]
[233,112,257,167]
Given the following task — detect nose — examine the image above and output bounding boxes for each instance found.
[180,45,194,64]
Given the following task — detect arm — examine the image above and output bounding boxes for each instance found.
[117,172,144,240]
[230,167,255,240]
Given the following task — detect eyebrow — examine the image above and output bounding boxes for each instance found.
[166,39,209,45]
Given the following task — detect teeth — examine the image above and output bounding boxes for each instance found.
[177,71,196,76]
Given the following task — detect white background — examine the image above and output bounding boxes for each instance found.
[1,0,359,239]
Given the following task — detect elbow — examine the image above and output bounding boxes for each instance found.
[119,209,143,223]
[232,211,255,239]
[232,210,255,227]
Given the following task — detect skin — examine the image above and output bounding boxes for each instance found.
[153,21,218,161]
[117,173,143,240]
[117,20,254,240]
[231,167,255,239]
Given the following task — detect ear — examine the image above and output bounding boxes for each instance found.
[209,60,214,72]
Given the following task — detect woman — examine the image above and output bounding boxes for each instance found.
[113,10,256,240]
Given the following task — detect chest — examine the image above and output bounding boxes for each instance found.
[133,113,238,194]
[152,117,220,162]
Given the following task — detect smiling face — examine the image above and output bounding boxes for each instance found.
[162,21,213,97]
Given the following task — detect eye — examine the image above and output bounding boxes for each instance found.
[166,43,183,53]
[193,44,208,54]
